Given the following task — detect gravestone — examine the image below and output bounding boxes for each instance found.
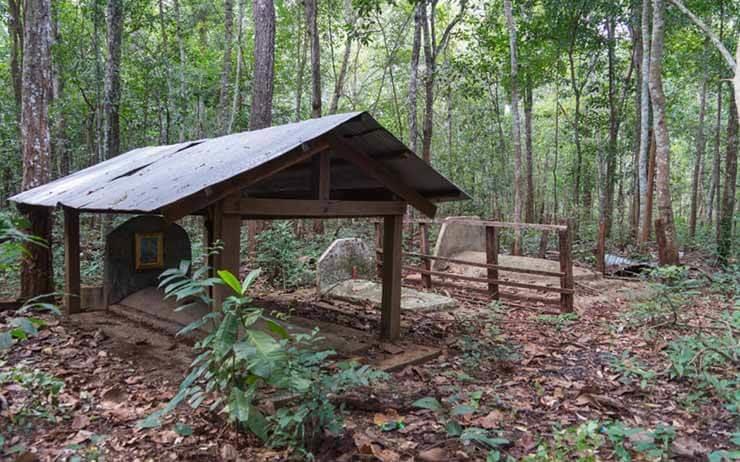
[104,215,191,306]
[432,216,484,270]
[317,238,375,294]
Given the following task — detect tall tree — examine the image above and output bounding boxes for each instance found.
[217,0,234,134]
[503,0,522,255]
[103,0,123,161]
[419,0,466,163]
[689,58,708,240]
[717,87,737,264]
[249,0,275,129]
[637,0,651,244]
[648,0,679,264]
[407,3,422,153]
[523,81,535,223]
[601,15,618,238]
[306,0,321,118]
[19,0,54,297]
[328,0,356,114]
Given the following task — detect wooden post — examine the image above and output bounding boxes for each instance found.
[558,219,574,313]
[203,214,215,300]
[63,207,81,315]
[374,221,383,279]
[419,222,432,289]
[381,214,402,341]
[596,220,606,275]
[212,196,241,310]
[485,226,499,300]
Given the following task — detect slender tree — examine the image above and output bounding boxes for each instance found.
[306,0,321,118]
[408,2,422,153]
[503,0,522,255]
[103,0,123,160]
[717,87,737,264]
[19,0,54,297]
[648,0,679,264]
[638,0,651,244]
[217,0,234,134]
[249,0,275,129]
[689,58,708,240]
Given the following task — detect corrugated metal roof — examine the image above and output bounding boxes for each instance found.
[10,112,468,214]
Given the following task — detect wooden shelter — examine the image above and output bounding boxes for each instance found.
[10,112,468,340]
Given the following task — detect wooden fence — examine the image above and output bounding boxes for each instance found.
[375,218,575,313]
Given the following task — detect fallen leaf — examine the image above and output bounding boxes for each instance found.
[418,447,449,462]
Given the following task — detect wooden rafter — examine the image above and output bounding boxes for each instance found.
[328,134,438,218]
[222,198,405,218]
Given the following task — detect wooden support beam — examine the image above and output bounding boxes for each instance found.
[419,223,432,289]
[161,139,331,221]
[374,222,383,279]
[223,198,406,218]
[558,219,575,312]
[485,226,499,300]
[210,196,241,310]
[327,134,437,218]
[318,152,331,200]
[63,207,81,315]
[381,214,403,341]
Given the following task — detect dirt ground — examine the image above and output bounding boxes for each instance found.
[1,270,736,461]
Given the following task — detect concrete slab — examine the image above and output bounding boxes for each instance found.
[432,216,484,270]
[324,278,457,311]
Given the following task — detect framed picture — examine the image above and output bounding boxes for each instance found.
[135,232,164,271]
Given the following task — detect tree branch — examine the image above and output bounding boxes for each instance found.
[667,0,736,72]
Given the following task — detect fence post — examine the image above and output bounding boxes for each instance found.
[485,225,499,300]
[558,219,574,313]
[419,222,432,289]
[375,221,383,279]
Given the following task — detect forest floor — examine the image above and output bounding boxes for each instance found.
[1,258,738,461]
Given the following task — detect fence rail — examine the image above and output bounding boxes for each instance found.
[375,218,575,312]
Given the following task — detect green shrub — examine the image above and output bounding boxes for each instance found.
[255,222,309,289]
[139,261,386,457]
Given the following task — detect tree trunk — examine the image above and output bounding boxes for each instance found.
[306,0,321,118]
[20,0,54,297]
[328,0,355,114]
[717,87,737,264]
[217,0,234,134]
[103,0,123,160]
[420,1,434,164]
[524,81,535,223]
[249,0,275,130]
[295,9,307,122]
[504,0,523,255]
[407,3,422,153]
[602,16,618,238]
[648,0,679,265]
[689,60,708,240]
[8,0,23,115]
[228,0,246,132]
[631,19,642,239]
[173,0,187,141]
[707,83,722,226]
[638,0,651,245]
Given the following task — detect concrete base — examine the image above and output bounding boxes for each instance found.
[443,251,599,282]
[324,279,457,312]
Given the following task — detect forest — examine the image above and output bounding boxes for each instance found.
[0,0,739,459]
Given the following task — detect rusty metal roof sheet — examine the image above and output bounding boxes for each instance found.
[10,112,468,213]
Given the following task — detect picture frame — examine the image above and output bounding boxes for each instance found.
[134,232,164,271]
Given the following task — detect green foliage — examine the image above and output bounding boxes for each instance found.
[665,310,739,413]
[622,266,701,329]
[255,222,309,290]
[536,312,579,331]
[611,352,657,390]
[412,391,510,457]
[0,363,64,429]
[139,261,386,456]
[521,420,678,462]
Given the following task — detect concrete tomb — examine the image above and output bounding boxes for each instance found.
[104,215,191,306]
